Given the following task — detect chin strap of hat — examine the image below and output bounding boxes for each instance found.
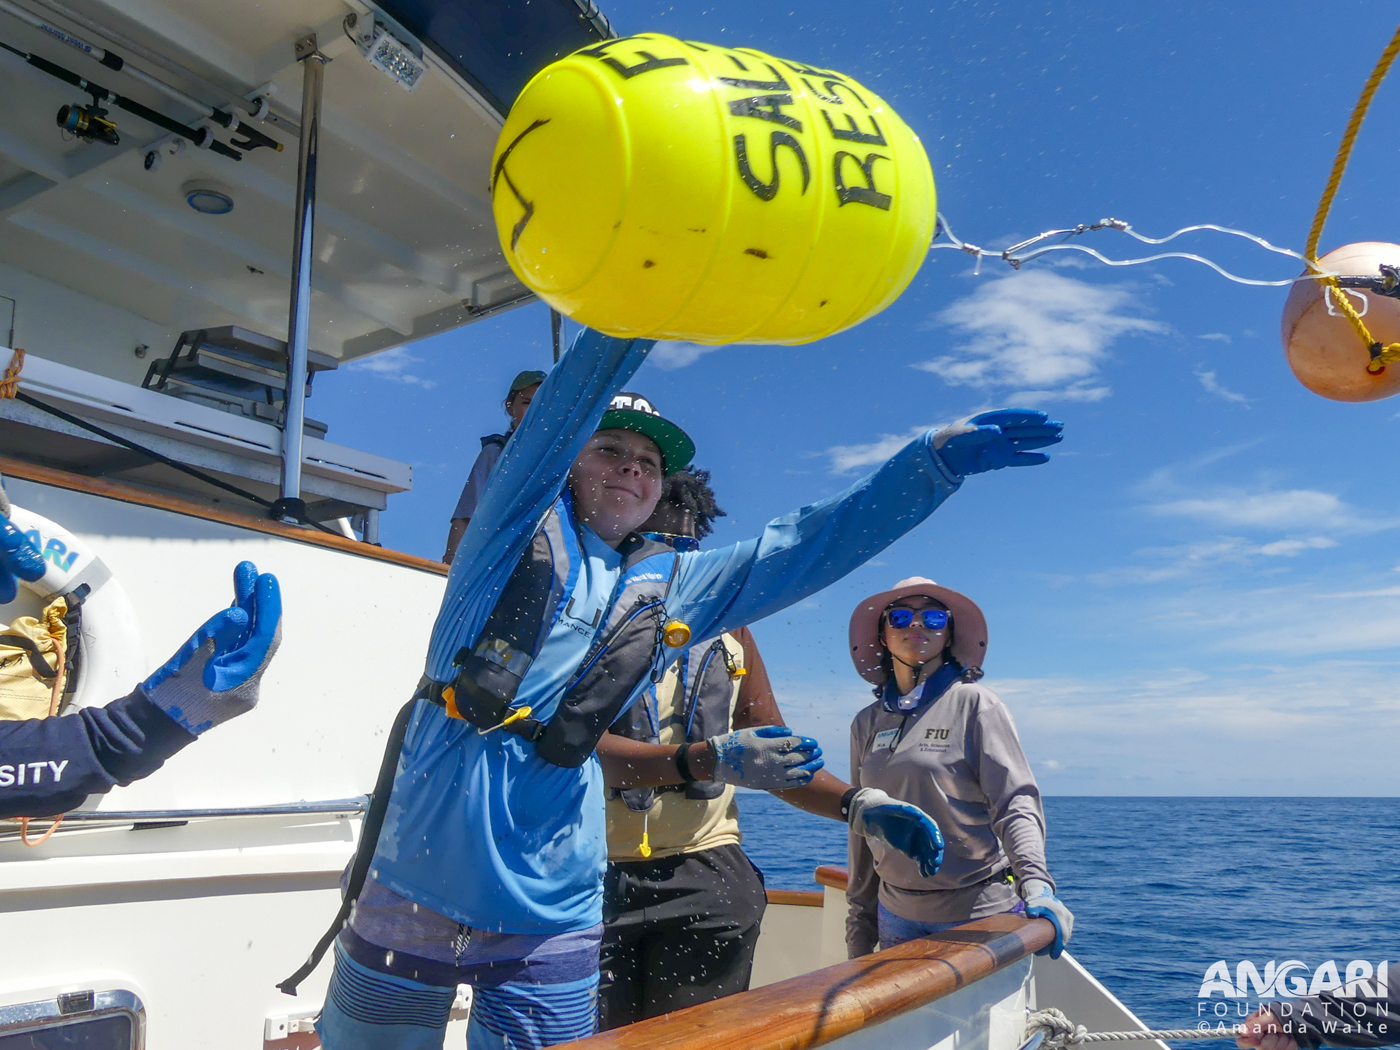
[277,696,416,995]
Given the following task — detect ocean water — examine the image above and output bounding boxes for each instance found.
[738,794,1397,1034]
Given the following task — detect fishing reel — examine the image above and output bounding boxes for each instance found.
[56,101,118,146]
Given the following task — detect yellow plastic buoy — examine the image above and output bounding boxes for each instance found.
[1282,242,1400,402]
[491,34,936,345]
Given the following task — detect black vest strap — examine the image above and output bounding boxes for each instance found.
[447,513,567,733]
[609,634,737,808]
[535,547,679,768]
[443,507,678,769]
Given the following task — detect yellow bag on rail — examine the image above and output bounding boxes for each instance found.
[0,597,67,721]
[491,34,935,345]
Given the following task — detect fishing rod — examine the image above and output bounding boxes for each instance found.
[7,0,296,136]
[0,0,281,153]
[0,30,268,161]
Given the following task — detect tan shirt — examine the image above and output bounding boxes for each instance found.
[606,632,746,861]
[846,681,1050,956]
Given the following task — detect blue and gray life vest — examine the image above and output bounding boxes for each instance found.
[425,498,680,769]
[607,634,739,811]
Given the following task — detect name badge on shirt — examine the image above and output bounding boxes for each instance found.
[873,728,900,752]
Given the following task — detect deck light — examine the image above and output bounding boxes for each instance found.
[346,13,427,92]
[182,180,234,216]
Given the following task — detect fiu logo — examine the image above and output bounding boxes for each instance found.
[925,728,950,741]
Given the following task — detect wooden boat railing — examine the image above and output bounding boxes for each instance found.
[0,454,447,575]
[816,864,851,892]
[560,908,1054,1050]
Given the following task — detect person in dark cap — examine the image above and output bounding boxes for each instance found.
[443,368,546,563]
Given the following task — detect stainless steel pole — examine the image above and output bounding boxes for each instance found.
[276,33,328,524]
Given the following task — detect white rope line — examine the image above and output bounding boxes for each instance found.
[932,213,1334,288]
[1027,1008,1243,1048]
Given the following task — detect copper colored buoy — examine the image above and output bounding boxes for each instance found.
[1281,241,1400,402]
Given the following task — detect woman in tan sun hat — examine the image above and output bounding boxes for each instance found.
[844,577,1074,960]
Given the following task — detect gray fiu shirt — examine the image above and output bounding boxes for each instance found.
[846,681,1052,956]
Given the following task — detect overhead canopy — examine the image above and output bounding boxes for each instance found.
[378,0,612,117]
[0,0,611,372]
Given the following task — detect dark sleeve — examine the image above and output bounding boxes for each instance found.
[1267,991,1399,1049]
[0,689,197,818]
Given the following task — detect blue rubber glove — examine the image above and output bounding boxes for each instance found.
[932,409,1064,479]
[707,725,824,789]
[1021,877,1074,959]
[142,561,282,735]
[0,512,47,605]
[846,787,945,878]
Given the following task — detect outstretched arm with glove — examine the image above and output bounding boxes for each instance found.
[0,540,282,819]
[669,409,1063,642]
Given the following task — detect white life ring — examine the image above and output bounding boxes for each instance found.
[2,506,145,711]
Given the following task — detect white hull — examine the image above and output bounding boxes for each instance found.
[0,475,444,1046]
[0,476,1165,1050]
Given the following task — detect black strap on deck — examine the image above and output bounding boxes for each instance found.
[13,391,338,536]
[277,697,416,995]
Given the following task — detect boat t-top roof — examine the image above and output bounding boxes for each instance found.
[0,0,610,365]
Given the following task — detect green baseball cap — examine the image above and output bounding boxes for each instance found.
[598,392,695,476]
[509,369,547,396]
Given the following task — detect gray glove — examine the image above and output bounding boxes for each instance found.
[707,725,823,790]
[142,561,282,735]
[846,787,945,878]
[1021,877,1074,959]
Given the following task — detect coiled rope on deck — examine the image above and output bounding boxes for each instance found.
[1027,1008,1242,1049]
[1300,22,1400,373]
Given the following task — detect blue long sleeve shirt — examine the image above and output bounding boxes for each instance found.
[371,329,966,935]
[0,690,195,818]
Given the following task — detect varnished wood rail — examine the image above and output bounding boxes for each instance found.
[815,865,849,892]
[0,453,448,576]
[558,912,1054,1050]
[766,889,823,907]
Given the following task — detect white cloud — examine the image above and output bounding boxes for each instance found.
[1195,369,1250,405]
[650,341,726,369]
[915,270,1167,402]
[1258,537,1338,556]
[1148,489,1376,532]
[821,424,931,474]
[1089,535,1338,584]
[344,346,437,388]
[1199,332,1233,344]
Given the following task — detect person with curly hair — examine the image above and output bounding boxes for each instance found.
[596,470,945,1028]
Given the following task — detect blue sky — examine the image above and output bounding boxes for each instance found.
[316,2,1400,795]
